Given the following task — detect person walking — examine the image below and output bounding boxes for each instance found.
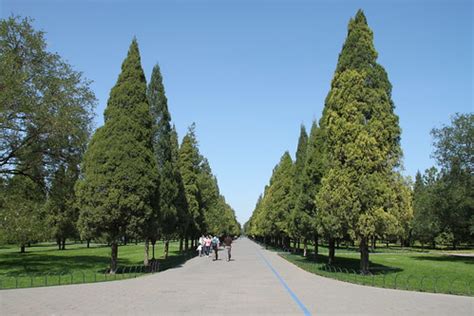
[224,235,233,261]
[205,235,211,257]
[198,235,205,257]
[211,235,219,260]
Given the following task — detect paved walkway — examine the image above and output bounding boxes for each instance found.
[0,237,472,315]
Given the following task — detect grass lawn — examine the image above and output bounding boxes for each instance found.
[0,241,195,289]
[278,248,474,296]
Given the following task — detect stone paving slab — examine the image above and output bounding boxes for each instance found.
[0,237,472,315]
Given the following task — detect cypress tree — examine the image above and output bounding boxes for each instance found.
[316,10,406,273]
[171,126,189,252]
[264,152,294,247]
[287,125,308,251]
[76,39,158,273]
[296,121,325,257]
[178,124,203,249]
[147,64,178,260]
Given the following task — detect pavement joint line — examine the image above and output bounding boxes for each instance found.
[256,246,312,316]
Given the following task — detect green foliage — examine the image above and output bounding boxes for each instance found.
[76,39,158,246]
[179,124,204,236]
[412,114,473,248]
[45,164,80,245]
[250,152,294,238]
[412,168,442,246]
[294,122,326,241]
[147,64,180,241]
[0,175,46,250]
[431,113,473,174]
[287,126,308,240]
[171,126,190,239]
[0,16,95,180]
[315,11,408,271]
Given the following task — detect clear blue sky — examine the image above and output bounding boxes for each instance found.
[2,0,472,225]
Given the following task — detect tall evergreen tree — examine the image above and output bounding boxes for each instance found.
[317,10,407,273]
[147,64,179,260]
[178,124,203,249]
[75,39,158,273]
[171,126,190,252]
[287,125,308,251]
[262,152,294,247]
[296,121,325,257]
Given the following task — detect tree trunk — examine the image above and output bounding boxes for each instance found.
[386,241,389,248]
[110,242,118,274]
[20,245,25,253]
[151,239,156,260]
[264,236,268,249]
[297,239,300,252]
[452,240,456,250]
[87,239,90,248]
[371,237,376,252]
[164,240,169,259]
[57,238,61,250]
[179,238,183,252]
[328,238,335,265]
[185,237,189,251]
[61,238,66,250]
[144,239,150,266]
[303,239,307,257]
[360,237,369,274]
[313,233,319,256]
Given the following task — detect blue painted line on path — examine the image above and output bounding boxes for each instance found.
[256,248,312,316]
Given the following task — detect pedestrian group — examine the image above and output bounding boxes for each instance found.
[197,234,233,261]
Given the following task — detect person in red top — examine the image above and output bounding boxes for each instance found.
[223,235,233,261]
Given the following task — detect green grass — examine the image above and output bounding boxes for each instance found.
[278,249,474,296]
[0,241,195,289]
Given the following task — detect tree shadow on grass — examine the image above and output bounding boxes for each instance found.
[412,254,474,265]
[285,253,402,275]
[0,252,143,276]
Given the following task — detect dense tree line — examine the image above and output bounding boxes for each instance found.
[0,16,240,271]
[245,10,473,273]
[412,113,473,249]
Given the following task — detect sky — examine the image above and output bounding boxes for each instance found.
[2,0,472,225]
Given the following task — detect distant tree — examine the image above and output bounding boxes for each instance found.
[198,158,221,234]
[45,164,80,250]
[412,168,442,248]
[431,113,473,247]
[431,113,473,175]
[0,175,45,253]
[0,16,95,181]
[171,126,190,253]
[179,124,204,249]
[263,152,294,247]
[287,125,308,251]
[295,121,325,257]
[76,39,157,273]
